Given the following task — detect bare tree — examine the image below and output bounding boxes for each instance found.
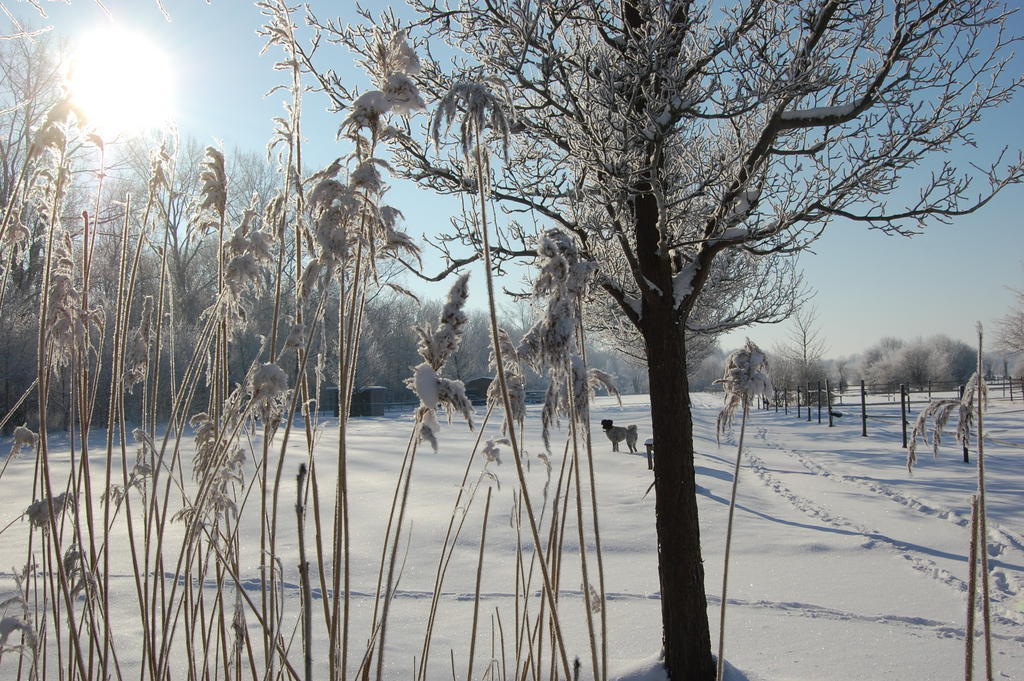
[997,285,1024,356]
[300,2,1023,678]
[0,33,78,426]
[0,32,63,305]
[589,250,798,368]
[834,356,851,392]
[356,292,422,397]
[773,305,828,388]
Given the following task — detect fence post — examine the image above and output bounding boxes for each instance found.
[826,379,834,427]
[900,383,908,449]
[797,387,801,418]
[784,387,788,415]
[960,385,969,463]
[860,380,867,437]
[806,383,812,422]
[817,380,822,424]
[1010,377,1015,403]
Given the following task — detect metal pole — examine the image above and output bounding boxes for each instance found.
[860,380,867,437]
[827,379,834,427]
[806,383,812,422]
[900,383,907,449]
[960,385,969,463]
[817,380,822,424]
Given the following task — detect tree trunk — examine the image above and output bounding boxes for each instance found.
[644,305,715,681]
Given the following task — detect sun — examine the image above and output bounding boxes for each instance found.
[66,26,176,138]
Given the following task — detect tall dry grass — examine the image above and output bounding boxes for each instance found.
[0,5,611,681]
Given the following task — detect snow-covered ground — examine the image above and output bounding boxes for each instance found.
[1,391,1022,680]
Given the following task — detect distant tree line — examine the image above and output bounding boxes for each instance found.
[854,335,978,389]
[763,333,989,395]
[347,293,650,405]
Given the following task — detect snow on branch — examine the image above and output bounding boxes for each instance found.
[672,262,697,310]
[779,102,860,124]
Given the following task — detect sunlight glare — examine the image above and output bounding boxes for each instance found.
[66,26,176,138]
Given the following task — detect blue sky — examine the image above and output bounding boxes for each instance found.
[26,0,1024,358]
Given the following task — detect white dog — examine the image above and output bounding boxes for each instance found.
[600,419,638,453]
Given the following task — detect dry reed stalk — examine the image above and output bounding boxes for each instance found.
[262,191,293,681]
[275,311,323,677]
[569,313,606,679]
[417,404,496,681]
[467,486,494,681]
[115,197,162,680]
[31,139,93,681]
[373,428,422,681]
[568,401,600,681]
[512,491,525,681]
[432,80,571,677]
[495,607,508,681]
[142,214,175,676]
[550,442,575,681]
[94,196,134,677]
[520,438,572,681]
[255,6,309,670]
[329,260,352,681]
[574,315,608,681]
[295,463,312,681]
[150,367,267,681]
[713,340,769,681]
[148,321,221,680]
[267,293,332,676]
[330,245,369,681]
[717,394,749,681]
[197,527,303,681]
[974,325,993,681]
[966,495,979,681]
[79,161,108,612]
